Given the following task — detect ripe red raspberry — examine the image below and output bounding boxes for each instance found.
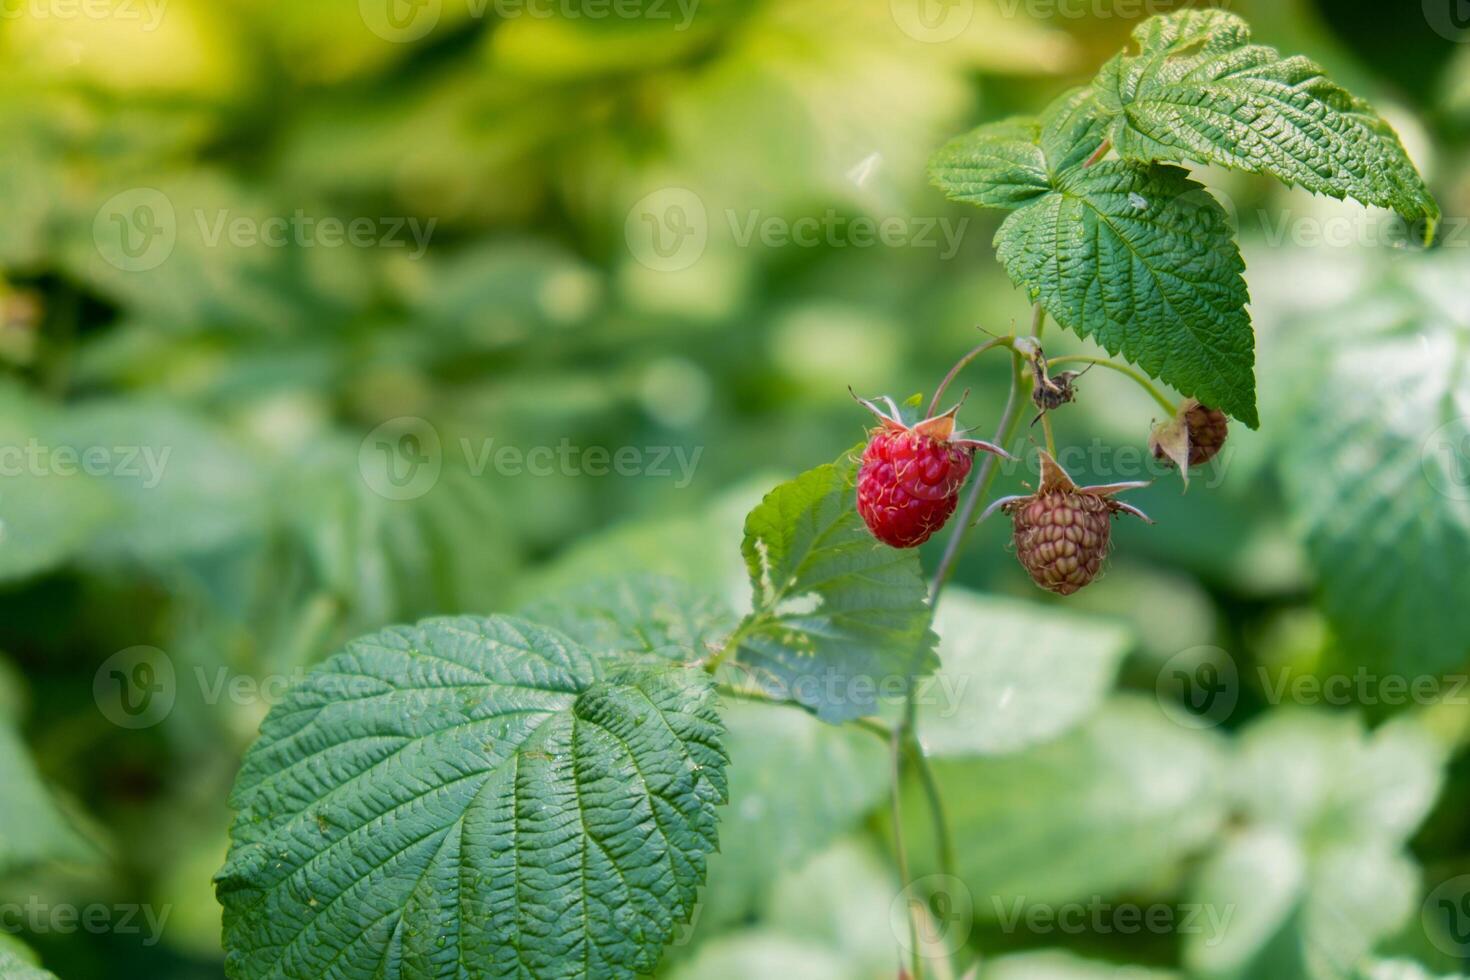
[1150,399,1229,482]
[854,394,1009,548]
[988,451,1152,595]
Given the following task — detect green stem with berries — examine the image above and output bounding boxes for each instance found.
[1046,354,1178,416]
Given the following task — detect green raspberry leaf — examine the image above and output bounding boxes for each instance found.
[995,161,1258,426]
[731,455,937,723]
[1093,9,1438,235]
[216,616,726,980]
[928,117,1051,208]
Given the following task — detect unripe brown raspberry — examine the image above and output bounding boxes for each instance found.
[1150,399,1229,480]
[1010,488,1115,595]
[989,451,1153,595]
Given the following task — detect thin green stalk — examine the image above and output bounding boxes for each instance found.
[891,724,923,980]
[928,310,1037,603]
[1047,354,1177,416]
[907,736,954,881]
[927,335,1012,418]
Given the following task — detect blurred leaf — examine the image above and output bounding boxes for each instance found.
[1363,962,1470,980]
[54,399,268,565]
[0,385,114,583]
[982,950,1179,979]
[1279,315,1470,677]
[287,439,518,630]
[667,838,897,980]
[0,941,59,980]
[0,724,96,875]
[920,589,1132,757]
[514,478,766,615]
[908,695,1226,911]
[61,171,374,334]
[695,702,887,931]
[1186,712,1445,979]
[731,456,937,723]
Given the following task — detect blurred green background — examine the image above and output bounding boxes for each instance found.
[2,0,1470,977]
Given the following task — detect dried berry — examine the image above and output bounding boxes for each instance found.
[987,451,1152,594]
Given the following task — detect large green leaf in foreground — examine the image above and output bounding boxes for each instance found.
[217,616,726,979]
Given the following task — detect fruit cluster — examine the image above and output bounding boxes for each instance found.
[854,348,1229,594]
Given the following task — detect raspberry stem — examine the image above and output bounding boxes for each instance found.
[926,334,1014,418]
[928,305,1040,603]
[1047,354,1178,415]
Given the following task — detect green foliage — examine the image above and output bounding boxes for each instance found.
[696,702,887,931]
[905,697,1227,910]
[730,456,937,722]
[1185,712,1444,980]
[0,723,95,875]
[1093,10,1438,233]
[920,589,1131,756]
[983,950,1179,980]
[0,3,1462,978]
[216,616,726,979]
[1278,276,1470,676]
[932,8,1439,429]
